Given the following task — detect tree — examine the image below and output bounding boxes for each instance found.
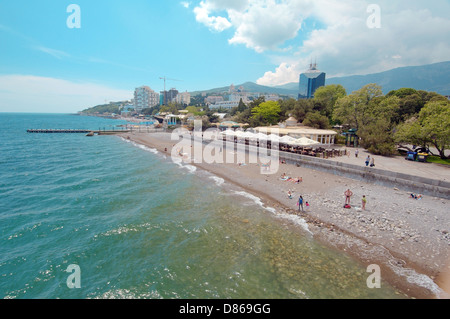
[302,111,331,129]
[251,101,281,125]
[359,118,397,155]
[313,84,347,120]
[235,97,265,126]
[395,101,450,159]
[387,89,449,122]
[333,84,383,130]
[279,98,297,118]
[160,103,178,115]
[290,99,314,123]
[357,95,400,156]
[334,84,401,155]
[237,98,247,113]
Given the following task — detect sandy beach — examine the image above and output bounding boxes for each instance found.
[119,132,450,299]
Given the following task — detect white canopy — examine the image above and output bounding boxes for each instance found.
[222,130,236,136]
[242,131,258,139]
[291,137,321,147]
[255,133,269,140]
[219,131,319,146]
[267,134,281,142]
[279,135,297,144]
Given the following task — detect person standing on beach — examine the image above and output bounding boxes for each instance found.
[362,195,367,210]
[365,155,370,167]
[344,189,353,206]
[298,196,304,212]
[355,149,359,158]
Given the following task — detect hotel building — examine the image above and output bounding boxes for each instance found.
[134,86,160,112]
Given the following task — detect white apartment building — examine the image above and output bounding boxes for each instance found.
[134,86,160,111]
[205,95,224,105]
[210,101,240,110]
[175,91,191,105]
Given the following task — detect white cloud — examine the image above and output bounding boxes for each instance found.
[256,62,302,86]
[0,75,132,113]
[181,2,190,9]
[227,0,310,53]
[256,1,450,85]
[193,1,232,32]
[191,0,450,86]
[194,0,312,52]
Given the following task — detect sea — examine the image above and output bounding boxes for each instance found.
[0,113,406,299]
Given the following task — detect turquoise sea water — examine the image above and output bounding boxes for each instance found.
[0,113,405,299]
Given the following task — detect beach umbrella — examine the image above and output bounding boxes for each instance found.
[267,134,281,142]
[234,130,246,138]
[242,132,257,140]
[292,137,320,147]
[279,135,297,145]
[255,133,269,141]
[219,130,235,140]
[223,130,236,136]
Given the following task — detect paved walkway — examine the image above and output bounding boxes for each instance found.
[328,147,450,183]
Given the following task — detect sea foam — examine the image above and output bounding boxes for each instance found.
[232,191,312,235]
[209,176,225,186]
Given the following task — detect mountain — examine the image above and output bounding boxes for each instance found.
[276,61,450,96]
[190,62,450,97]
[327,61,450,95]
[190,81,298,96]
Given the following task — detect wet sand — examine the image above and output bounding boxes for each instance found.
[119,132,450,299]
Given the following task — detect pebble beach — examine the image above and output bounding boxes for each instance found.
[120,132,450,299]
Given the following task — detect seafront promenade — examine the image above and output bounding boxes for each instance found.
[327,147,450,184]
[191,134,450,199]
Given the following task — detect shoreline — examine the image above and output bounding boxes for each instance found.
[119,132,450,299]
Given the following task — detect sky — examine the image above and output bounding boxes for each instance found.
[0,0,449,113]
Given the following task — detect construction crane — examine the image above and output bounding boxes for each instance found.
[159,76,182,93]
[159,76,183,105]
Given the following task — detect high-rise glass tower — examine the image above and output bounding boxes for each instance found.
[298,62,326,99]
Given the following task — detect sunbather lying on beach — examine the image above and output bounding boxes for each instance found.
[410,193,423,200]
[281,176,302,183]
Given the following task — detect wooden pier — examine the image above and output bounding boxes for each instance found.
[27,129,131,135]
[27,129,92,134]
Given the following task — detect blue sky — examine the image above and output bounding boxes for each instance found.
[1,0,449,113]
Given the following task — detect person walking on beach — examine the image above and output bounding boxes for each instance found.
[365,155,370,167]
[362,195,367,210]
[355,149,359,158]
[298,196,304,212]
[344,189,353,206]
